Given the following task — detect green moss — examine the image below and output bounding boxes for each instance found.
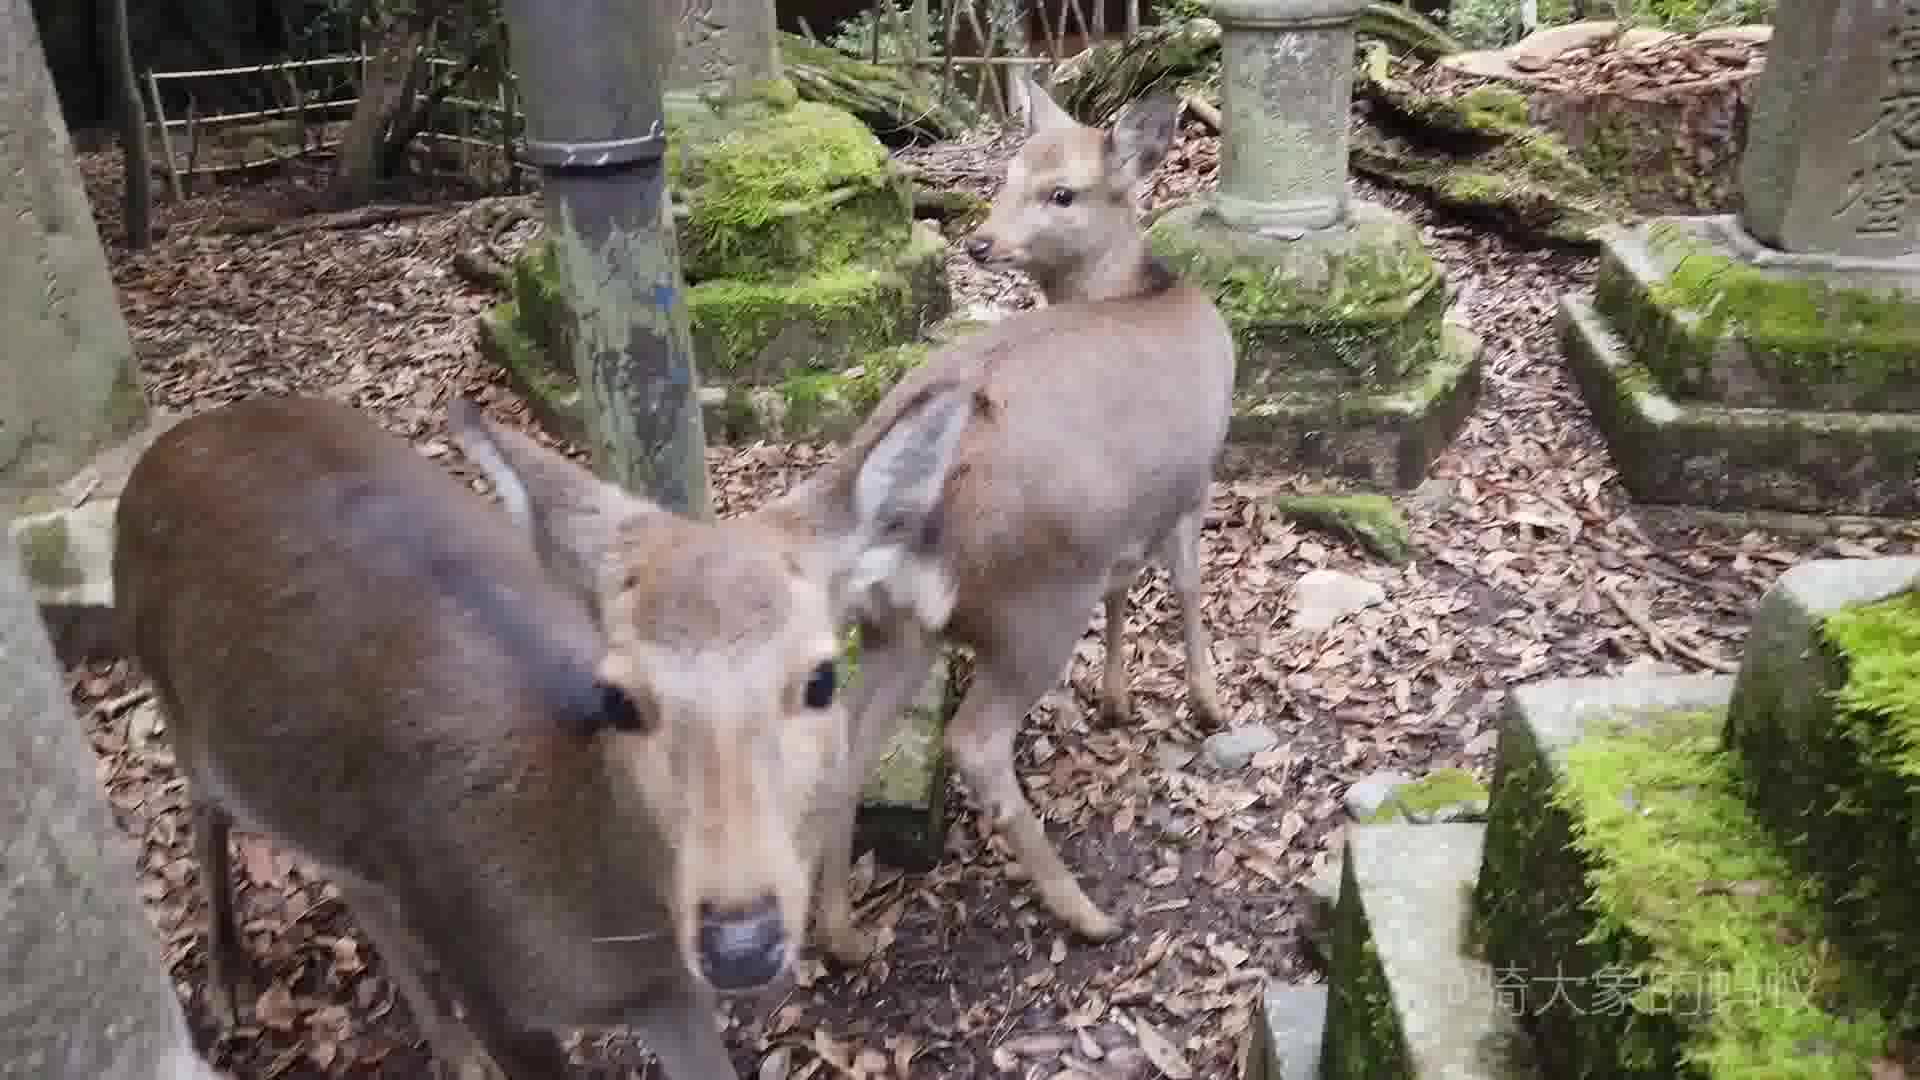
[668,99,911,281]
[1623,221,1920,404]
[1559,711,1886,1076]
[1459,85,1529,130]
[688,264,906,376]
[1268,492,1413,565]
[15,514,79,588]
[1363,766,1487,823]
[1147,201,1445,384]
[1822,590,1920,781]
[1477,702,1889,1079]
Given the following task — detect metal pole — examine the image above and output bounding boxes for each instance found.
[497,0,711,518]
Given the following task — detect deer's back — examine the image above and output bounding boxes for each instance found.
[112,397,674,1011]
[879,282,1234,586]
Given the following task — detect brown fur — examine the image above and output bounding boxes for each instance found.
[786,79,1238,961]
[113,388,972,1079]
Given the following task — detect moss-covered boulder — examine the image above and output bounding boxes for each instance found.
[1722,557,1920,1027]
[666,95,915,283]
[1474,673,1891,1078]
[1359,767,1490,824]
[1318,822,1539,1078]
[1596,218,1920,412]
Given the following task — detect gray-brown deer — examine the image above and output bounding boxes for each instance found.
[792,77,1237,963]
[111,386,973,1079]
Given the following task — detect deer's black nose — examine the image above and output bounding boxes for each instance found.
[695,896,787,991]
[964,235,993,261]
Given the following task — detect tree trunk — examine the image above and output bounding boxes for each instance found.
[101,0,150,247]
[329,12,431,208]
[0,539,217,1079]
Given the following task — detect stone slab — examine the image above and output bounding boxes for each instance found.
[1723,556,1920,1018]
[1318,822,1539,1079]
[1474,673,1893,1076]
[1248,982,1327,1080]
[1738,0,1920,256]
[1222,318,1483,490]
[852,649,956,872]
[1591,217,1920,412]
[9,499,122,667]
[1558,292,1920,517]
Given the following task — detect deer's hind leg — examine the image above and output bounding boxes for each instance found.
[191,800,262,1030]
[948,584,1123,943]
[1160,507,1223,729]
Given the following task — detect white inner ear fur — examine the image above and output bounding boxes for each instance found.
[840,541,957,633]
[457,417,534,532]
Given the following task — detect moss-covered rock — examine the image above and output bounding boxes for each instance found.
[1722,557,1920,1028]
[1594,218,1920,412]
[1148,199,1447,387]
[1268,492,1414,565]
[1475,674,1890,1079]
[1558,288,1920,517]
[666,97,914,283]
[14,512,77,589]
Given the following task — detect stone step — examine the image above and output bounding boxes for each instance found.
[1474,672,1896,1077]
[1318,821,1540,1079]
[1723,556,1920,1020]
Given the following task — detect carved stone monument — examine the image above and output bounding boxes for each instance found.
[1559,0,1920,518]
[1146,0,1483,488]
[667,0,781,100]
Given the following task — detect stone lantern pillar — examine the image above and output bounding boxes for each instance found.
[1147,0,1483,489]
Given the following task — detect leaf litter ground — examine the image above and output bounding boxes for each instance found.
[67,133,1919,1079]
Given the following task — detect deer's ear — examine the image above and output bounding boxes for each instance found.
[833,381,974,627]
[1023,74,1079,133]
[447,398,656,618]
[1106,91,1179,187]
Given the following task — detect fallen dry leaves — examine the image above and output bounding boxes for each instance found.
[62,119,1920,1080]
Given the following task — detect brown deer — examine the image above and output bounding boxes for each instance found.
[111,386,972,1079]
[795,77,1237,963]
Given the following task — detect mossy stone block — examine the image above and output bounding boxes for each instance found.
[1226,319,1483,490]
[688,221,949,378]
[1723,556,1920,1024]
[1592,217,1920,412]
[1559,292,1920,516]
[1474,673,1890,1079]
[476,305,587,446]
[666,98,913,282]
[851,644,960,872]
[1147,199,1447,387]
[1318,822,1538,1080]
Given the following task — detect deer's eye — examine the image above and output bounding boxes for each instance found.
[803,661,837,710]
[1049,186,1075,207]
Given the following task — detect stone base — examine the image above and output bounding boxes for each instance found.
[1147,198,1450,387]
[851,648,959,872]
[1592,216,1920,412]
[8,416,185,667]
[1723,557,1920,1019]
[1317,822,1538,1079]
[1222,319,1484,489]
[1559,294,1920,516]
[1474,673,1895,1077]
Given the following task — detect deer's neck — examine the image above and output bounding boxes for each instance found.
[1034,234,1175,305]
